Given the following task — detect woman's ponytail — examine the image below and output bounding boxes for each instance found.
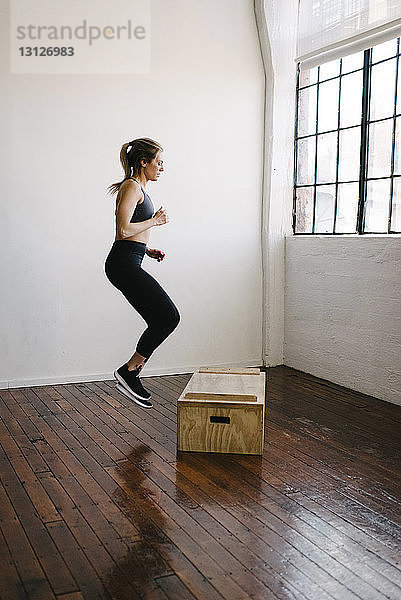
[120,142,132,179]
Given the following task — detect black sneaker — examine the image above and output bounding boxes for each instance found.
[115,383,153,409]
[114,363,153,407]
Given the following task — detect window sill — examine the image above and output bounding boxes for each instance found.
[288,233,401,238]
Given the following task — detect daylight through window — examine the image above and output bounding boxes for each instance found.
[293,37,401,234]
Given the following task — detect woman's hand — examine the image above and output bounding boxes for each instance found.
[146,247,166,262]
[152,207,169,226]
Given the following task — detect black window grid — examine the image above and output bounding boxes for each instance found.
[293,38,401,235]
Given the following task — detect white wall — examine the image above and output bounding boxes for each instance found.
[258,2,400,406]
[257,0,298,366]
[285,236,401,406]
[1,0,264,387]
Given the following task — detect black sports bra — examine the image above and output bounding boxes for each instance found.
[128,178,155,223]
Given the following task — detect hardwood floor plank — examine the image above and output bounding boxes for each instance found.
[46,520,112,600]
[145,392,401,574]
[265,418,401,502]
[154,574,197,599]
[148,372,399,597]
[256,438,401,552]
[288,491,401,584]
[77,382,310,598]
[0,416,61,524]
[0,393,50,474]
[124,443,323,600]
[104,463,262,600]
[262,421,401,534]
[0,442,77,596]
[1,366,400,600]
[218,455,401,599]
[268,373,401,458]
[103,466,225,600]
[169,449,400,599]
[0,525,29,600]
[16,388,141,544]
[0,479,57,600]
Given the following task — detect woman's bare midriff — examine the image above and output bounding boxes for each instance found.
[114,231,151,244]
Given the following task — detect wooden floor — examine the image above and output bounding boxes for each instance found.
[0,366,400,600]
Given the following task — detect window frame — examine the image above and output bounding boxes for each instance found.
[293,38,401,235]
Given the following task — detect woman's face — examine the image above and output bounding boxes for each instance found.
[142,150,164,181]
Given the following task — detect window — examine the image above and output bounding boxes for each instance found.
[293,37,401,234]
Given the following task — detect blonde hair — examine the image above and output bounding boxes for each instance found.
[107,137,163,195]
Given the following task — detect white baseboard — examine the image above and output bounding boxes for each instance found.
[0,358,263,390]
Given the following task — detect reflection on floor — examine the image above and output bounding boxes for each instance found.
[0,366,400,599]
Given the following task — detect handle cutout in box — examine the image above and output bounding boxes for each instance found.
[210,416,230,424]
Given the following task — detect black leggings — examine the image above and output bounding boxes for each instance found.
[104,240,180,360]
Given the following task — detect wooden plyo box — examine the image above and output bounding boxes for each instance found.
[177,367,266,455]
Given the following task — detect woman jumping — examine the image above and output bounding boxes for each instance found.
[104,138,180,409]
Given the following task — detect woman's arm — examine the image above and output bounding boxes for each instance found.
[115,181,155,239]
